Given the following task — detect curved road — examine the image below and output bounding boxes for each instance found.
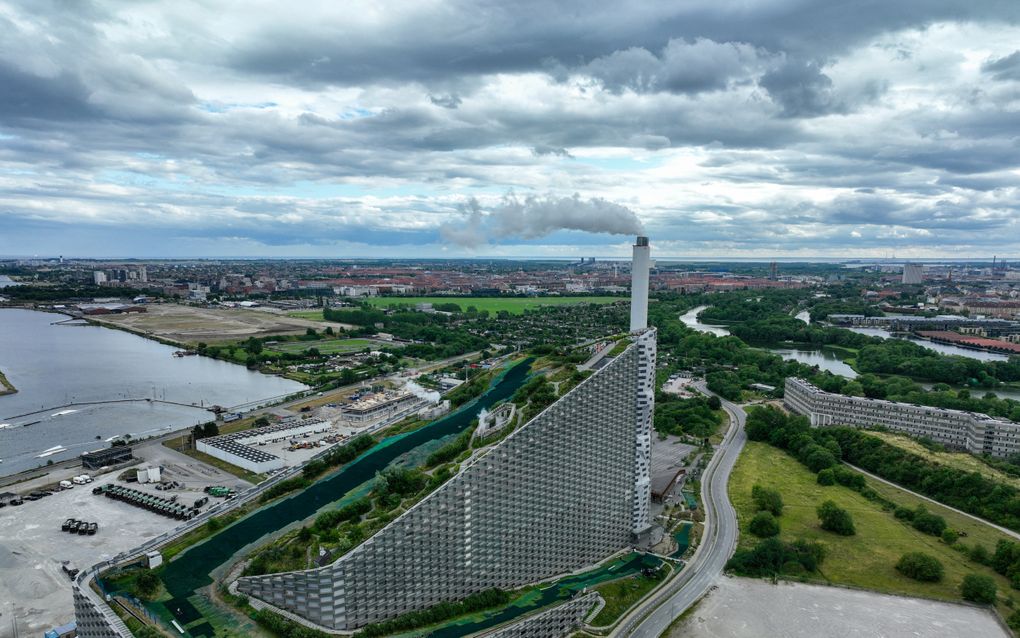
[611,384,747,638]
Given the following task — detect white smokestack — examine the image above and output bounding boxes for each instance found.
[630,236,650,332]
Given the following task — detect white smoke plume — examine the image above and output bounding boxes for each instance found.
[440,192,644,248]
[403,380,441,404]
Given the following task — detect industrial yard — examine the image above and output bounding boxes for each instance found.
[0,442,250,637]
[87,304,352,345]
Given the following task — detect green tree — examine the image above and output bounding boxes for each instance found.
[749,511,780,538]
[895,552,944,582]
[817,500,855,535]
[243,337,263,354]
[751,484,784,517]
[133,570,162,600]
[941,529,959,545]
[960,573,997,604]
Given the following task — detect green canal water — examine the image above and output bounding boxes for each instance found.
[670,522,694,558]
[419,552,664,638]
[146,358,534,635]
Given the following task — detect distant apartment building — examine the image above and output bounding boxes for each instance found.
[902,263,924,284]
[965,300,1020,320]
[784,378,1020,458]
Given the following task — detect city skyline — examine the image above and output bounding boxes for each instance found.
[1,1,1019,259]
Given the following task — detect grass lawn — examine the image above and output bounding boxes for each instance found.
[285,309,328,320]
[729,441,1016,618]
[589,572,667,626]
[868,431,1020,490]
[267,338,379,355]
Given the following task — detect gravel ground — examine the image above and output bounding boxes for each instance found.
[91,304,351,344]
[670,576,1008,638]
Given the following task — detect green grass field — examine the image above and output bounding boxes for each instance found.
[285,309,330,320]
[868,431,1020,490]
[729,441,1015,618]
[290,296,623,318]
[589,571,667,626]
[267,338,379,355]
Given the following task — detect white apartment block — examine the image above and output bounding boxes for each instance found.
[784,377,1020,458]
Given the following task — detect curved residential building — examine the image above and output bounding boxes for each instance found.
[237,329,657,630]
[785,377,1020,458]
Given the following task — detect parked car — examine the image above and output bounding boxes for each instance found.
[62,518,76,531]
[87,522,97,535]
[59,480,73,489]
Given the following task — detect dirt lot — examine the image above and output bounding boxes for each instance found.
[670,576,1007,638]
[90,304,352,345]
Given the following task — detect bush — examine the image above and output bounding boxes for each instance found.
[359,588,511,637]
[752,484,784,517]
[895,552,944,582]
[816,468,836,486]
[1008,609,1020,633]
[817,500,856,536]
[941,529,959,545]
[970,544,991,565]
[133,570,162,599]
[894,506,915,521]
[749,511,780,538]
[911,506,947,537]
[961,573,997,604]
[831,465,866,490]
[726,537,825,576]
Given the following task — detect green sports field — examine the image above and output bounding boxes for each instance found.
[369,296,622,315]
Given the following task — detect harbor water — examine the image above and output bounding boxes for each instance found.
[0,308,306,476]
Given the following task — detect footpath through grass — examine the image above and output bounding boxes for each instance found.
[729,441,1017,619]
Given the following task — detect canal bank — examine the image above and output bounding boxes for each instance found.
[129,358,535,637]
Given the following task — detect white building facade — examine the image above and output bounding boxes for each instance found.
[784,377,1020,458]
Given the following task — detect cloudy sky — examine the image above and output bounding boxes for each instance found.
[2,0,1019,259]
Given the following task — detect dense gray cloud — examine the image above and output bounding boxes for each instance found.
[0,0,1019,258]
[576,38,769,94]
[983,51,1020,80]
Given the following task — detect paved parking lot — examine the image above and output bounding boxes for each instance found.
[0,442,252,638]
[669,576,1008,638]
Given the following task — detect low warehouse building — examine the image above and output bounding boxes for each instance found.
[80,446,133,470]
[197,419,330,473]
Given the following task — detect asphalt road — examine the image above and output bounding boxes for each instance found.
[612,383,747,638]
